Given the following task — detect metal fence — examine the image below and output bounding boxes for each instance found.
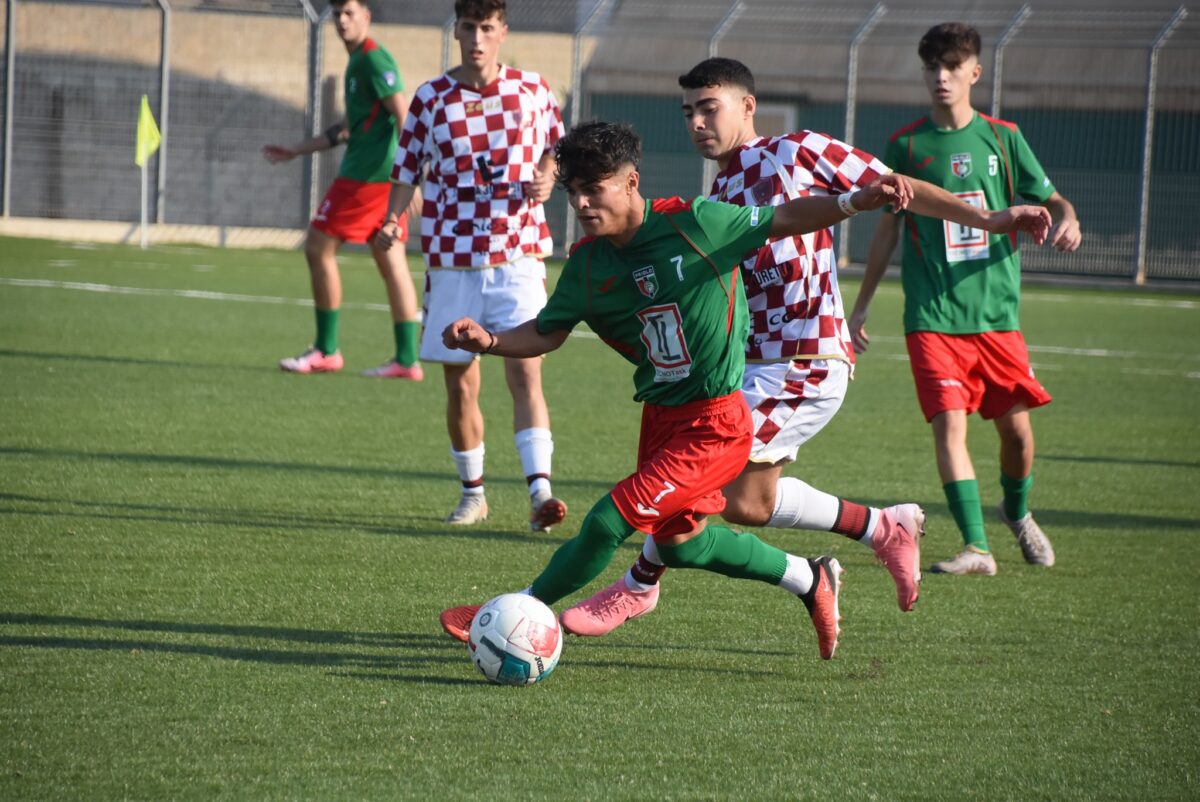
[2,0,1198,283]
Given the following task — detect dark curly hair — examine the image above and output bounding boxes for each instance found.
[918,22,981,69]
[455,0,506,23]
[678,57,755,95]
[554,121,642,190]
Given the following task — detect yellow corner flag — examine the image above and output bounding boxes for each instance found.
[135,95,161,167]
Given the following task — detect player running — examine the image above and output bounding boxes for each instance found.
[265,0,422,379]
[376,0,566,531]
[560,58,1053,636]
[438,120,925,660]
[850,23,1082,575]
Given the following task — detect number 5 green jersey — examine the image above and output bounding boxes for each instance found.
[885,112,1056,334]
[537,197,774,406]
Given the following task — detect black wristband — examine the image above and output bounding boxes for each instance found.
[324,123,345,148]
[483,330,497,354]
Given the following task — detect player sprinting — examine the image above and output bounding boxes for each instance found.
[264,0,422,380]
[438,120,926,661]
[559,57,1054,636]
[375,0,566,531]
[850,22,1082,575]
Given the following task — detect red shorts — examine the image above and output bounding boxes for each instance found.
[906,331,1052,422]
[311,177,408,244]
[610,391,752,542]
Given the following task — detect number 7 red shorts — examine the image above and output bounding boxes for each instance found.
[610,391,752,542]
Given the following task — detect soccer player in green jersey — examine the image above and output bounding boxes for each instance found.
[437,121,920,660]
[264,0,422,380]
[851,22,1083,576]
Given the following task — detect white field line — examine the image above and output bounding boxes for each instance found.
[3,277,1197,373]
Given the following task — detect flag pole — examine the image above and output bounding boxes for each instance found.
[140,160,149,249]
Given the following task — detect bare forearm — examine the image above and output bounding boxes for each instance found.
[487,320,569,358]
[908,179,992,228]
[857,217,900,310]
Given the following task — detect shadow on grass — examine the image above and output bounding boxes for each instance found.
[1040,453,1200,471]
[0,492,575,545]
[0,347,265,373]
[0,613,793,682]
[0,447,613,495]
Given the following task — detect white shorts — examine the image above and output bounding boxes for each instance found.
[420,255,548,365]
[743,358,850,465]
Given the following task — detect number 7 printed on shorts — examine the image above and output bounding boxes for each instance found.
[635,481,676,517]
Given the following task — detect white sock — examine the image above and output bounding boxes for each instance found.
[770,476,880,547]
[777,553,814,596]
[450,444,485,495]
[514,427,553,497]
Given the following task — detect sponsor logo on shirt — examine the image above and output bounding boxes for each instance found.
[915,155,935,170]
[384,71,396,86]
[349,78,357,95]
[754,265,783,289]
[724,174,745,199]
[951,153,972,179]
[633,265,659,299]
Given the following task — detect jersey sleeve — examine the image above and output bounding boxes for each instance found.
[882,135,907,215]
[392,88,432,185]
[540,77,565,148]
[692,197,775,262]
[535,254,585,334]
[366,49,403,99]
[785,132,889,197]
[1010,126,1056,203]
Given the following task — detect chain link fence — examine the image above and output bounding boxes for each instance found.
[2,0,1198,283]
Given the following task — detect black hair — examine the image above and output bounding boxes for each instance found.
[455,0,506,23]
[918,22,982,69]
[554,121,642,190]
[677,57,755,95]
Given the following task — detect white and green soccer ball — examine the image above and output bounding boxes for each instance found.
[467,593,562,685]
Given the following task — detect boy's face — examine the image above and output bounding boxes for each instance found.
[332,1,370,46]
[455,13,508,70]
[681,84,755,161]
[565,166,639,239]
[923,53,981,109]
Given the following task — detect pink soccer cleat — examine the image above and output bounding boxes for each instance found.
[799,557,843,660]
[361,359,425,380]
[279,347,344,374]
[873,503,925,612]
[440,604,481,643]
[560,579,660,637]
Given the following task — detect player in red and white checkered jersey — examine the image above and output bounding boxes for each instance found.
[561,58,1052,636]
[377,0,567,533]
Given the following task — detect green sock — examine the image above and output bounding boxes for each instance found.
[944,479,989,552]
[530,495,635,605]
[1001,472,1033,521]
[314,308,340,356]
[656,522,787,585]
[393,321,420,366]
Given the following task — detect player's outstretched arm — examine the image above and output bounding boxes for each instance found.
[849,212,902,354]
[907,178,1051,244]
[769,173,912,240]
[443,318,570,358]
[262,120,348,164]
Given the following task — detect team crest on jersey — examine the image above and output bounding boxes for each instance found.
[951,153,972,178]
[751,177,776,205]
[633,265,659,299]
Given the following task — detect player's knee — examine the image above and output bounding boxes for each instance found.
[721,494,771,527]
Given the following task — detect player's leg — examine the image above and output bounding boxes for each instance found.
[443,360,488,524]
[487,256,564,532]
[980,331,1055,566]
[280,225,345,373]
[363,212,423,379]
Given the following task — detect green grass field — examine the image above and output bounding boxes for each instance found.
[2,235,1198,800]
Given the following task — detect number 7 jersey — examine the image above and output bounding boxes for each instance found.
[537,197,775,407]
[391,65,565,269]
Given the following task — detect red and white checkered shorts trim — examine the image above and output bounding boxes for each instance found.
[744,358,851,464]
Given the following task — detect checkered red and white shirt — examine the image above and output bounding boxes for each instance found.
[392,66,564,269]
[711,132,888,363]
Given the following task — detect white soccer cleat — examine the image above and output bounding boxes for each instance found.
[997,502,1055,566]
[445,493,488,525]
[929,548,997,576]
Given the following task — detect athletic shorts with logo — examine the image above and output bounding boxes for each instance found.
[906,330,1051,421]
[744,358,850,464]
[312,177,408,244]
[420,254,547,364]
[610,392,752,542]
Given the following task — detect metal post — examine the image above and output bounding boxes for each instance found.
[838,2,885,266]
[3,0,15,217]
[1135,6,1187,285]
[991,5,1031,118]
[442,14,455,74]
[154,0,171,223]
[299,0,324,223]
[701,0,746,195]
[564,0,613,248]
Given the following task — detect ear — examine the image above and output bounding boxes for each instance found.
[627,169,640,194]
[969,61,982,85]
[744,93,757,119]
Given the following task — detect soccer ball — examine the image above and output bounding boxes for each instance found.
[467,593,562,685]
